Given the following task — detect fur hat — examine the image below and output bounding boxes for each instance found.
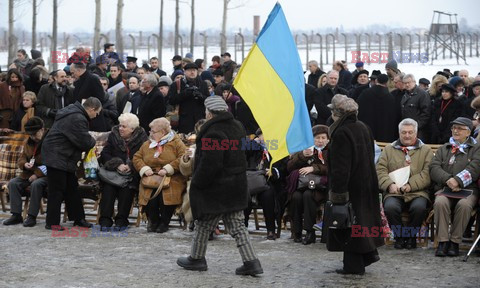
[312,125,329,137]
[471,95,480,110]
[24,117,44,135]
[328,94,359,116]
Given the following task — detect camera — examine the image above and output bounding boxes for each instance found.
[185,85,203,100]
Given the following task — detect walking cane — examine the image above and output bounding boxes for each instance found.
[463,233,480,262]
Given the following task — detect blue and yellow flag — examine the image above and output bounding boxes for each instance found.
[233,3,313,165]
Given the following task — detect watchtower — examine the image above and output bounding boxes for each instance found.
[426,10,466,64]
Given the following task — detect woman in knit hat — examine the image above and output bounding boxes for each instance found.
[4,117,47,227]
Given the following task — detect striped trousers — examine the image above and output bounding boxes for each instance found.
[191,210,258,262]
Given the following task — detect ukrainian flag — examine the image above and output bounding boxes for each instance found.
[233,3,313,164]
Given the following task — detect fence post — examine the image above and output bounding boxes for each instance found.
[200,32,208,65]
[316,33,323,70]
[128,34,136,57]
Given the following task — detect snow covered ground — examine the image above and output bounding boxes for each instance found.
[1,45,479,81]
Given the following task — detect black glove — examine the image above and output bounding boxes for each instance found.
[47,109,58,118]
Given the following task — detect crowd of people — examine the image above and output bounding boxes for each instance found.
[1,44,480,275]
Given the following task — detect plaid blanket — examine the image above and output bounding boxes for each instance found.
[0,144,24,181]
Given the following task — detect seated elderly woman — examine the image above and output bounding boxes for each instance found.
[98,113,148,230]
[376,118,434,249]
[430,117,480,257]
[287,124,329,245]
[133,117,187,233]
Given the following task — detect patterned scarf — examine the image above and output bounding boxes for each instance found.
[149,131,175,156]
[449,137,476,155]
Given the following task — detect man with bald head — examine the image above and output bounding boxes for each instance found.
[36,69,75,128]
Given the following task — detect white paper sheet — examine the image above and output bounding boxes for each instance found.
[388,166,410,187]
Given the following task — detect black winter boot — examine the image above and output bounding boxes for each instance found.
[235,259,263,276]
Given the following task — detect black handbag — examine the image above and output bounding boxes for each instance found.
[98,167,132,188]
[246,170,269,195]
[323,200,356,251]
[297,173,326,191]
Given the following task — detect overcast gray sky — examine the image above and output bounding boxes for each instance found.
[0,0,478,33]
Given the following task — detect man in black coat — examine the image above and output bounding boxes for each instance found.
[357,74,398,142]
[36,70,75,128]
[327,94,383,275]
[400,74,431,142]
[177,96,263,276]
[137,74,166,132]
[70,62,105,104]
[314,70,348,125]
[42,97,102,230]
[168,63,209,134]
[307,60,325,87]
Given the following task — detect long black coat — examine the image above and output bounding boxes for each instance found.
[327,113,384,253]
[100,125,148,190]
[42,102,95,173]
[400,86,431,140]
[234,98,259,136]
[314,85,348,125]
[36,82,76,128]
[190,112,248,219]
[307,69,325,87]
[357,85,398,142]
[73,70,105,103]
[168,76,209,134]
[138,87,166,132]
[430,97,465,144]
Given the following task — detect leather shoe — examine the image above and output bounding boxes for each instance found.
[45,224,66,230]
[73,219,93,228]
[235,259,263,276]
[405,237,417,249]
[447,241,459,257]
[394,238,405,249]
[293,232,302,243]
[177,256,208,271]
[302,230,316,245]
[435,241,449,257]
[267,231,276,240]
[23,215,37,227]
[335,268,365,276]
[3,214,23,226]
[156,223,169,233]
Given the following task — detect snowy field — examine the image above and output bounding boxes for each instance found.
[1,45,479,81]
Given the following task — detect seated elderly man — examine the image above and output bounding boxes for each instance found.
[430,117,480,257]
[376,118,434,249]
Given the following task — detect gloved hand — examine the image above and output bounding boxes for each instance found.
[47,109,58,118]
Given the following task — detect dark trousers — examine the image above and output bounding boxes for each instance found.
[99,183,134,227]
[291,189,318,234]
[383,196,428,238]
[244,185,276,232]
[343,249,379,274]
[46,167,85,225]
[145,193,175,226]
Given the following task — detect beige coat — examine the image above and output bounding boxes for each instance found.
[376,142,434,202]
[133,134,187,206]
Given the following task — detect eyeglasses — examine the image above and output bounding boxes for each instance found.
[150,129,161,134]
[451,126,469,131]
